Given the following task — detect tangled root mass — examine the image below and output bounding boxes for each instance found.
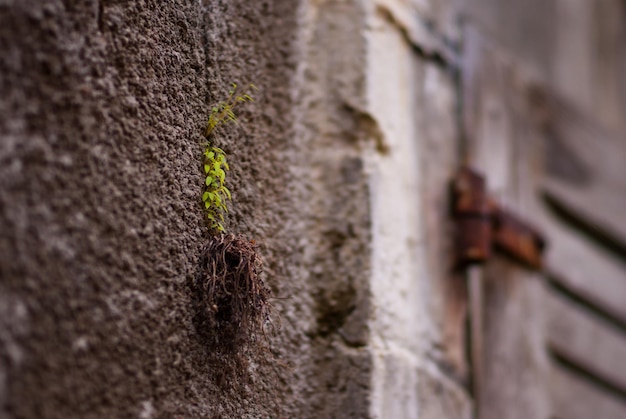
[192,234,271,355]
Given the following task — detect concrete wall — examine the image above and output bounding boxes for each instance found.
[0,0,317,417]
[0,0,514,417]
[293,0,472,416]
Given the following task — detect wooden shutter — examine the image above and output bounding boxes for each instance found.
[463,23,626,419]
[539,94,626,419]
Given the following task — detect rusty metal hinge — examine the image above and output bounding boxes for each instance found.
[451,167,546,269]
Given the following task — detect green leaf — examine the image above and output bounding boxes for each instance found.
[203,82,258,232]
[216,169,225,183]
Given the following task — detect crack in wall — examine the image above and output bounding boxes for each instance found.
[375,4,460,70]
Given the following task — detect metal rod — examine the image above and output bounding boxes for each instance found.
[469,266,484,418]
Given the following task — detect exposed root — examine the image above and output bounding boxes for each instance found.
[192,234,271,356]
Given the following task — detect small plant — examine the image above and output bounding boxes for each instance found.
[202,146,231,232]
[205,83,257,138]
[202,83,256,232]
[193,84,278,399]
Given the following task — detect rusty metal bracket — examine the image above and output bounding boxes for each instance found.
[451,168,494,265]
[451,167,546,269]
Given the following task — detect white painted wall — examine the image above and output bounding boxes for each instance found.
[364,2,471,418]
[295,0,471,416]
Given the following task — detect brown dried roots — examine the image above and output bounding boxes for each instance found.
[192,234,271,355]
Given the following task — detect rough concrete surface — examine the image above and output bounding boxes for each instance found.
[0,0,336,417]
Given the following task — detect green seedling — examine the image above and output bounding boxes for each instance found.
[205,83,257,137]
[202,83,256,232]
